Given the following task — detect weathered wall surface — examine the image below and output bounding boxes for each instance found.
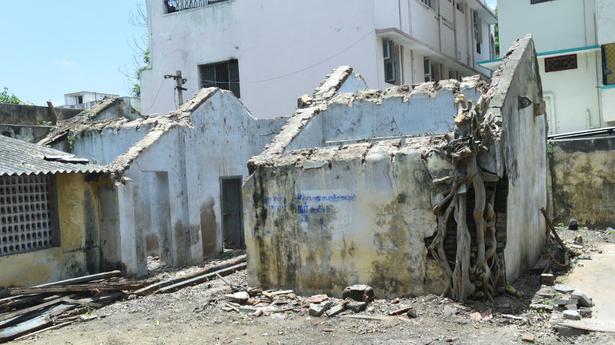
[245,37,548,297]
[550,137,615,228]
[285,78,483,151]
[488,38,548,281]
[0,173,106,287]
[0,124,52,143]
[0,104,80,125]
[244,138,450,297]
[107,89,285,275]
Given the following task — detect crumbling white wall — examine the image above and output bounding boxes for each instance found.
[490,38,548,281]
[244,138,450,297]
[115,90,285,274]
[285,78,482,151]
[245,37,548,298]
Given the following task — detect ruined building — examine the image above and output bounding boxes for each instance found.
[39,89,286,275]
[244,36,548,301]
[0,135,111,286]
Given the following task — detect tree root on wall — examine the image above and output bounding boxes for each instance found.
[425,95,502,302]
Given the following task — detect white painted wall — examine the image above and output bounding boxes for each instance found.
[142,0,380,118]
[539,52,602,134]
[142,0,495,118]
[499,0,596,53]
[597,0,615,45]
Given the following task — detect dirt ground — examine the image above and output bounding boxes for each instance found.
[12,229,615,345]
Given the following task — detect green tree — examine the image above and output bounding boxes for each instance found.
[132,48,150,97]
[0,87,22,105]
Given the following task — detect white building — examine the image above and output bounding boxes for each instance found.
[63,91,142,113]
[141,0,496,118]
[483,0,615,135]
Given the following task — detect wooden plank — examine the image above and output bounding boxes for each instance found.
[0,296,67,323]
[9,282,144,296]
[157,262,247,294]
[13,321,73,341]
[0,304,75,342]
[33,270,122,288]
[134,255,246,296]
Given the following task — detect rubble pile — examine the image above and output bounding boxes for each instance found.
[218,284,418,320]
[529,284,595,329]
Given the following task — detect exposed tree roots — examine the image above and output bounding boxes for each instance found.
[427,96,502,302]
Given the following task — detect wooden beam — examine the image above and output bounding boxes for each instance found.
[134,255,246,296]
[157,262,247,294]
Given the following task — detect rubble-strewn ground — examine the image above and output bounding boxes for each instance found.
[13,229,615,345]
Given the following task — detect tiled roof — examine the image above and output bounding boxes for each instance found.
[0,135,108,177]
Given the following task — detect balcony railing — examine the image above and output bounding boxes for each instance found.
[164,0,229,14]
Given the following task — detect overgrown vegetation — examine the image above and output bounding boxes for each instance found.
[132,49,150,97]
[426,94,503,302]
[0,87,22,105]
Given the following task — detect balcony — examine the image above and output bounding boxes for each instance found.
[164,0,229,14]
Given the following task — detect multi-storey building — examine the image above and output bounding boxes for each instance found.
[484,0,615,134]
[141,0,496,118]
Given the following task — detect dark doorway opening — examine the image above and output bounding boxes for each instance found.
[220,176,245,249]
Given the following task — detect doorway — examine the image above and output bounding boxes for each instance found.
[220,176,244,249]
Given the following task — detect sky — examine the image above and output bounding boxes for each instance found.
[0,0,147,106]
[486,0,497,10]
[0,0,496,106]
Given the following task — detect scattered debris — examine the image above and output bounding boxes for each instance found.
[521,333,536,343]
[342,285,375,303]
[0,271,144,343]
[572,290,593,307]
[540,273,555,286]
[563,310,582,320]
[569,219,579,230]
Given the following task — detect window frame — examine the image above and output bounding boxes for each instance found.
[602,43,615,85]
[544,54,578,73]
[0,174,60,257]
[198,59,241,98]
[530,0,553,4]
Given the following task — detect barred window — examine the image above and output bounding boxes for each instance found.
[0,175,58,256]
[602,43,615,85]
[199,60,240,98]
[545,54,577,73]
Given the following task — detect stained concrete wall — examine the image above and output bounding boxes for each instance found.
[285,78,483,151]
[0,104,80,125]
[97,89,285,275]
[0,173,108,287]
[245,36,547,297]
[244,138,451,297]
[488,37,548,281]
[550,136,615,228]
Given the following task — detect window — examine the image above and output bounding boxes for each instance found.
[530,0,553,4]
[456,2,465,13]
[0,175,58,256]
[164,0,230,14]
[76,96,83,104]
[424,58,432,82]
[545,54,577,73]
[473,11,483,54]
[602,43,615,85]
[420,0,437,10]
[383,39,401,84]
[199,59,240,98]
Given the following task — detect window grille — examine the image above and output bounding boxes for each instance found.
[199,60,241,98]
[545,54,577,73]
[164,0,229,14]
[602,43,615,85]
[0,175,57,256]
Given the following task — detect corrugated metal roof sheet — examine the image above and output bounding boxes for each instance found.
[0,135,108,177]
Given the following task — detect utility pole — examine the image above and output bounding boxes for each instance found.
[164,70,187,107]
